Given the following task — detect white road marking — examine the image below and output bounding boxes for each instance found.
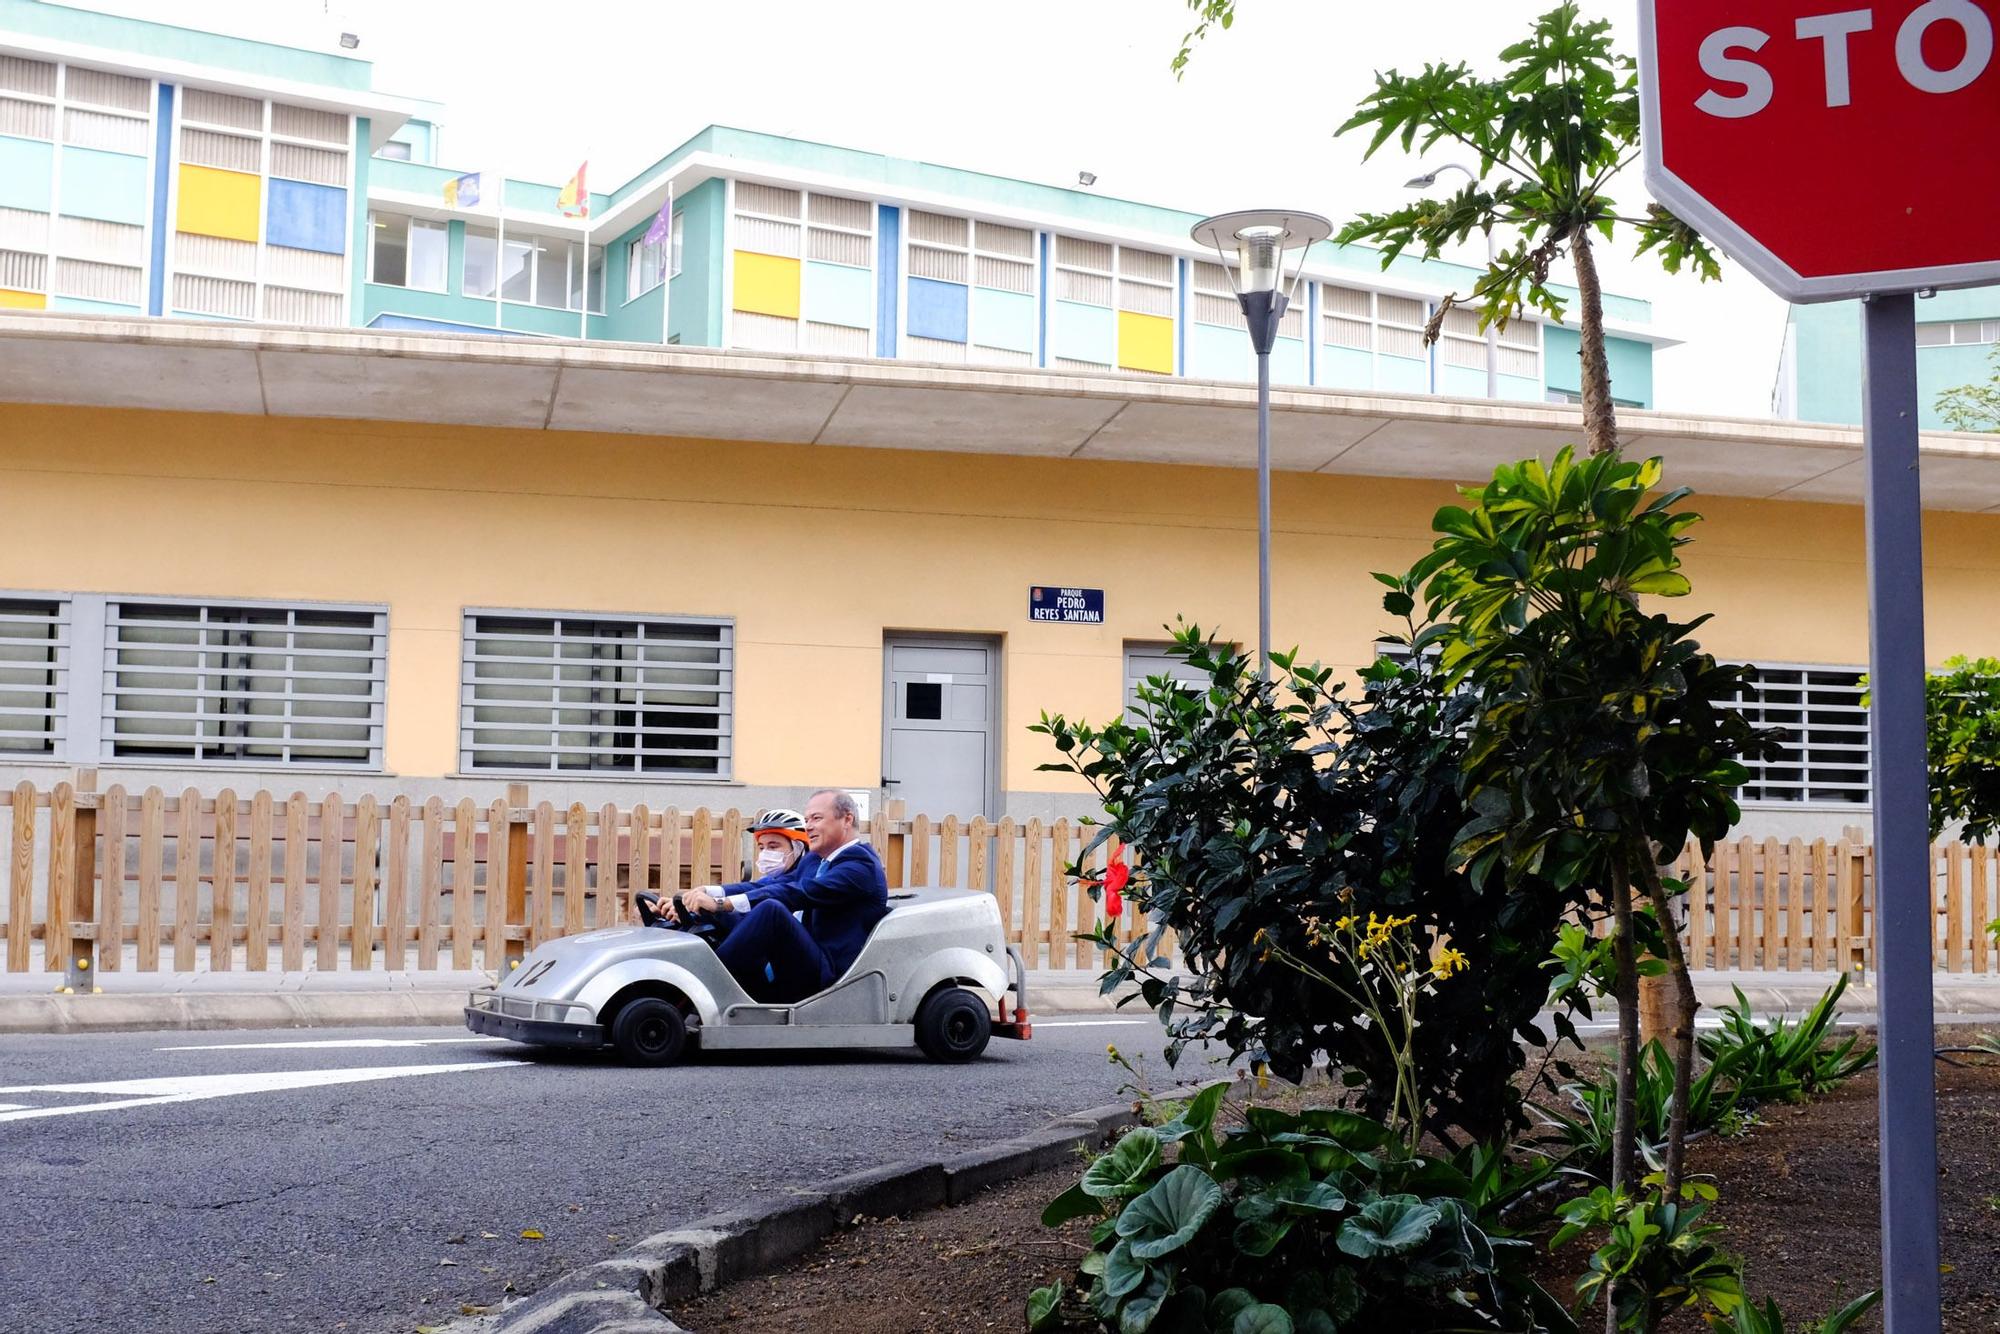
[0,1103,28,1112]
[158,1037,509,1052]
[0,1060,516,1123]
[1034,1019,1153,1028]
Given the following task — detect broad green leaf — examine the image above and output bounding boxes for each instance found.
[1044,1181,1102,1224]
[1103,1238,1148,1298]
[1234,1305,1295,1334]
[1336,1194,1442,1258]
[1083,1128,1162,1199]
[1116,1165,1226,1260]
[1027,1283,1064,1330]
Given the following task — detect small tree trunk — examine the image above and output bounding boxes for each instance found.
[1608,869,1640,1196]
[1569,225,1620,459]
[1605,865,1640,1334]
[1633,849,1699,1195]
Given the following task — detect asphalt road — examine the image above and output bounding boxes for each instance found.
[0,1017,1201,1334]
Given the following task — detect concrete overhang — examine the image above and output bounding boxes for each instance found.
[0,314,1992,513]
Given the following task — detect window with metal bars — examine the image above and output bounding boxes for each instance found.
[0,597,66,757]
[461,612,733,777]
[105,600,385,766]
[1726,664,1870,804]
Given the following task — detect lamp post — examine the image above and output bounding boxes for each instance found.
[1190,210,1333,678]
[1405,164,1497,399]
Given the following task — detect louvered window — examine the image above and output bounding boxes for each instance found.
[1727,665,1870,804]
[1054,235,1113,307]
[0,598,66,757]
[1438,306,1542,379]
[461,612,733,777]
[1320,283,1372,350]
[105,600,386,767]
[805,192,872,267]
[1377,294,1428,361]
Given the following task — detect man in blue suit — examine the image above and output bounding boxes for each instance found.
[670,789,888,1002]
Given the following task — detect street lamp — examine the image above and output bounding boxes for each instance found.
[1190,209,1332,678]
[1405,164,1497,400]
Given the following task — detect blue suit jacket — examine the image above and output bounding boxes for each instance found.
[726,843,889,978]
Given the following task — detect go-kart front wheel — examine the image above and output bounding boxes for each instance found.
[611,997,687,1067]
[915,987,991,1062]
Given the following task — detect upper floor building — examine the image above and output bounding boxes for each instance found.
[0,0,1669,408]
[1775,286,2000,431]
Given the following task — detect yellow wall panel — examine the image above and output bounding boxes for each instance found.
[176,163,261,243]
[733,250,800,320]
[0,289,45,310]
[1118,311,1174,375]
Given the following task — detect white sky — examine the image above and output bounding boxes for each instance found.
[73,0,1793,417]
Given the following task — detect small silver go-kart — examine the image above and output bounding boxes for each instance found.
[464,887,1032,1066]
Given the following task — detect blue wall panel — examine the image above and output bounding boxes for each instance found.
[1317,346,1373,390]
[1186,323,1252,382]
[1272,336,1308,386]
[971,287,1035,352]
[149,84,172,315]
[1378,354,1430,394]
[1037,232,1049,365]
[875,204,899,358]
[0,135,54,212]
[59,146,148,225]
[804,259,873,330]
[266,178,348,255]
[1050,299,1115,366]
[907,276,968,343]
[50,295,141,315]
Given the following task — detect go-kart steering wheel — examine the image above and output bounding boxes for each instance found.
[634,890,732,947]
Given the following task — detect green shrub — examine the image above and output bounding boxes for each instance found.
[1696,974,1876,1103]
[1035,628,1584,1144]
[1027,1083,1571,1334]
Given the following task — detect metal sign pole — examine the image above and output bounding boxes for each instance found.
[1859,290,1941,1334]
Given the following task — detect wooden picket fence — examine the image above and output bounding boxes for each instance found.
[1,777,1992,977]
[1671,835,1997,974]
[0,778,1150,976]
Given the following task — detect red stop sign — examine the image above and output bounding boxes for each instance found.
[1639,0,2000,301]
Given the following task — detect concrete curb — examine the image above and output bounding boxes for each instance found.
[0,989,470,1034]
[441,1100,1144,1334]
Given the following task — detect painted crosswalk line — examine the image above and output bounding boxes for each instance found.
[0,1060,517,1123]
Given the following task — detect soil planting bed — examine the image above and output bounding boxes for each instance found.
[671,1033,2000,1334]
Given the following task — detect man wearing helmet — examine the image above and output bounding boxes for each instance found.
[668,789,889,1002]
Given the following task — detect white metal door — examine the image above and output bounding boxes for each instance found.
[882,636,997,819]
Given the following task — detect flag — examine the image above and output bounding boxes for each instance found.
[441,171,483,209]
[558,161,588,218]
[641,194,672,247]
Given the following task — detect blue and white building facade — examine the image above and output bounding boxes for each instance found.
[0,0,1671,407]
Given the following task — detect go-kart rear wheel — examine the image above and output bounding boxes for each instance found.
[915,987,991,1062]
[611,997,687,1067]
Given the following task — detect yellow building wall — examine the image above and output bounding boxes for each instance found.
[0,403,1996,801]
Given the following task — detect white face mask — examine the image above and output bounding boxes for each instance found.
[755,848,790,876]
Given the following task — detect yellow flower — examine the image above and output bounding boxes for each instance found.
[1334,914,1358,932]
[1432,946,1470,979]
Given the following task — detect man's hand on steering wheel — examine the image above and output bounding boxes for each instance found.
[679,886,727,917]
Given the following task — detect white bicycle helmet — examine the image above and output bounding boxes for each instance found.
[750,808,809,844]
